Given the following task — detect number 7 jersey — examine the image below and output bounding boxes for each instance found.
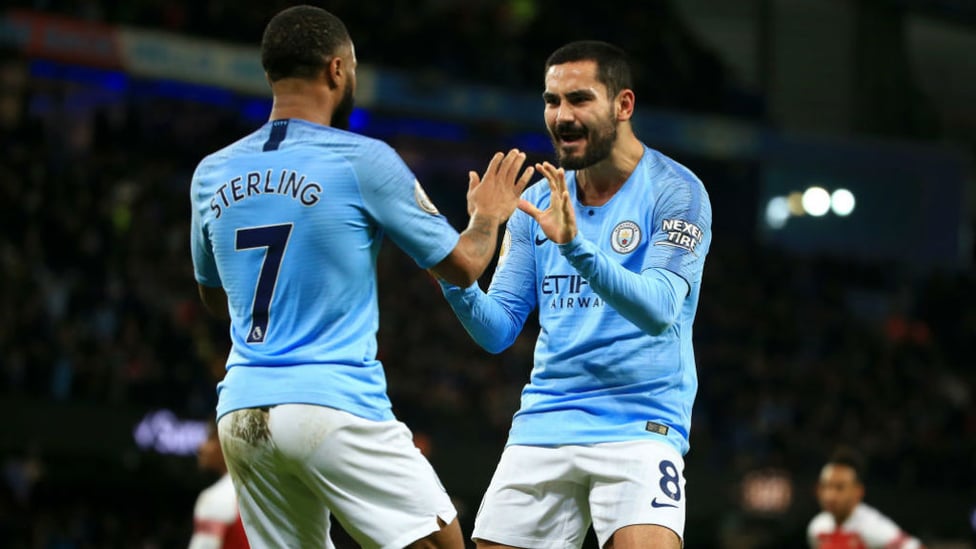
[190,119,460,421]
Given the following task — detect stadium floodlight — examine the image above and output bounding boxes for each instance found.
[801,186,831,217]
[830,188,856,216]
[787,191,805,216]
[765,196,790,229]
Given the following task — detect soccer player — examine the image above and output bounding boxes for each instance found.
[188,421,249,549]
[808,447,927,549]
[188,5,534,548]
[437,40,712,549]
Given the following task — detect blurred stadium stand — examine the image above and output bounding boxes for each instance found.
[1,1,974,548]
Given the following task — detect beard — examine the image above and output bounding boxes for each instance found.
[331,84,355,130]
[549,115,617,170]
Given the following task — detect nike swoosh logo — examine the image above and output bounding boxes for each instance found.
[534,235,549,246]
[651,498,678,509]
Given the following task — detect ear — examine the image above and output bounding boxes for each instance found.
[325,56,344,90]
[616,89,635,121]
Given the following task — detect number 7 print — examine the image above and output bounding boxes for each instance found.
[236,224,293,343]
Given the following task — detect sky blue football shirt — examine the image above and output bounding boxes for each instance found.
[191,119,459,421]
[441,145,712,454]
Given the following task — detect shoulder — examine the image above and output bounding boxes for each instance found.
[641,145,708,196]
[307,125,398,159]
[848,503,912,545]
[851,502,892,526]
[807,511,837,538]
[193,475,239,523]
[322,130,409,178]
[808,510,835,535]
[854,502,905,531]
[639,147,712,230]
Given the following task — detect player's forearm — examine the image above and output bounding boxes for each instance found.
[559,235,684,335]
[438,280,520,353]
[431,213,500,287]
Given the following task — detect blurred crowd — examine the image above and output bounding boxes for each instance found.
[5,0,759,118]
[0,3,974,545]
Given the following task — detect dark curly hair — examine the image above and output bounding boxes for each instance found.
[261,5,352,82]
[826,445,865,482]
[545,40,634,98]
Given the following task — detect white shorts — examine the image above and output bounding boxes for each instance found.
[217,404,457,549]
[472,439,687,549]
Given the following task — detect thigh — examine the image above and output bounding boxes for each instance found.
[218,408,333,549]
[605,524,681,549]
[584,440,687,548]
[473,445,591,549]
[270,404,458,549]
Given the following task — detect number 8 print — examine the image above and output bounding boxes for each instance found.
[658,459,682,502]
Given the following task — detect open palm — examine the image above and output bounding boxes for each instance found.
[518,161,577,244]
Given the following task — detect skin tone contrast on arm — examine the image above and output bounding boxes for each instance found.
[430,149,534,287]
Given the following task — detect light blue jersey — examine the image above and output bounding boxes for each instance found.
[190,119,460,421]
[441,145,711,454]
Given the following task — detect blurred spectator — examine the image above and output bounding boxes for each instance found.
[188,420,248,549]
[808,446,927,548]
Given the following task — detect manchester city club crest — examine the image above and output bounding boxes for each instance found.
[611,221,641,253]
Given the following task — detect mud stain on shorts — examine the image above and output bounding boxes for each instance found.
[230,407,271,445]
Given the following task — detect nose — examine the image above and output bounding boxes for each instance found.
[555,103,575,124]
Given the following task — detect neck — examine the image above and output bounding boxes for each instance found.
[268,79,334,126]
[575,133,644,206]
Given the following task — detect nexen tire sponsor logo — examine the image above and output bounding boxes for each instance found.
[655,218,704,253]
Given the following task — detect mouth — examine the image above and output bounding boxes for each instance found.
[554,125,586,147]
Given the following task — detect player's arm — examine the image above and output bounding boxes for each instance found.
[428,150,534,287]
[198,284,229,321]
[869,514,927,549]
[560,237,687,335]
[430,213,503,288]
[190,170,228,322]
[437,213,537,353]
[438,279,527,354]
[522,162,709,335]
[872,523,926,548]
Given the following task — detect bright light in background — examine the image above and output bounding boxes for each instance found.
[787,191,805,216]
[741,468,792,514]
[830,188,856,216]
[765,196,790,229]
[768,185,856,228]
[801,186,831,216]
[133,410,208,456]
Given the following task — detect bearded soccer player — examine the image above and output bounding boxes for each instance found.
[438,40,712,549]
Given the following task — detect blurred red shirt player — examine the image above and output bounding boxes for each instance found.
[189,422,249,549]
[808,447,925,549]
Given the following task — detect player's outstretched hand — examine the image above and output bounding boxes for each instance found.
[466,149,534,224]
[518,161,577,244]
